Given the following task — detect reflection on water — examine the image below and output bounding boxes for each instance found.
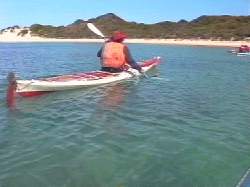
[92,81,136,112]
[98,82,133,110]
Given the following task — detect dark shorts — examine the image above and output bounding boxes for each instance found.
[101,67,123,73]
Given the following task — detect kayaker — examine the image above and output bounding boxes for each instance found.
[239,45,250,53]
[97,31,142,73]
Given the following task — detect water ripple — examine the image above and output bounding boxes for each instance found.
[0,44,250,187]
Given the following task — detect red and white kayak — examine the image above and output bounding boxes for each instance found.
[7,57,160,98]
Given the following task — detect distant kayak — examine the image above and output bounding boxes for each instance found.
[228,50,250,56]
[236,52,250,56]
[7,57,160,98]
[229,45,250,56]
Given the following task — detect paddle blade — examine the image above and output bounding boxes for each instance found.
[6,72,17,108]
[87,23,105,38]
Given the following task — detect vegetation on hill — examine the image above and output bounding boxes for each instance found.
[17,29,29,37]
[26,13,250,40]
[0,25,20,34]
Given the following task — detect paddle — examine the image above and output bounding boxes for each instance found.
[87,22,105,39]
[6,72,17,108]
[87,22,148,78]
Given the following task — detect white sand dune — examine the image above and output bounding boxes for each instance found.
[0,27,249,47]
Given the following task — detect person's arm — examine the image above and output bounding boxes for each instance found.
[123,45,142,71]
[97,47,103,57]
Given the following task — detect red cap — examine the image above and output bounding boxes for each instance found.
[111,31,127,42]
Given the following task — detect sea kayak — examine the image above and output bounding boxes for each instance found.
[8,57,160,98]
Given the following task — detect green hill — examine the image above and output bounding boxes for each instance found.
[29,13,250,40]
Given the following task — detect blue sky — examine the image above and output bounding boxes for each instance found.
[1,0,249,28]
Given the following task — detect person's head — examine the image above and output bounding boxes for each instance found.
[110,31,127,43]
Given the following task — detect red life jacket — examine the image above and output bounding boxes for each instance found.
[101,42,127,69]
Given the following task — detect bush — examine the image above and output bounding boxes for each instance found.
[18,29,29,37]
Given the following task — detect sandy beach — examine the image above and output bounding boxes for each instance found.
[0,28,249,47]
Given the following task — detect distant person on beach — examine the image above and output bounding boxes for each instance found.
[97,31,141,73]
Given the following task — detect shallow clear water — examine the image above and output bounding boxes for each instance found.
[0,43,250,187]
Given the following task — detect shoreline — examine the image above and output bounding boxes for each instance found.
[0,37,249,47]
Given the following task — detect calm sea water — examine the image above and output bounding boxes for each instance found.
[0,43,250,187]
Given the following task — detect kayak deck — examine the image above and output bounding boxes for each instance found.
[43,71,119,82]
